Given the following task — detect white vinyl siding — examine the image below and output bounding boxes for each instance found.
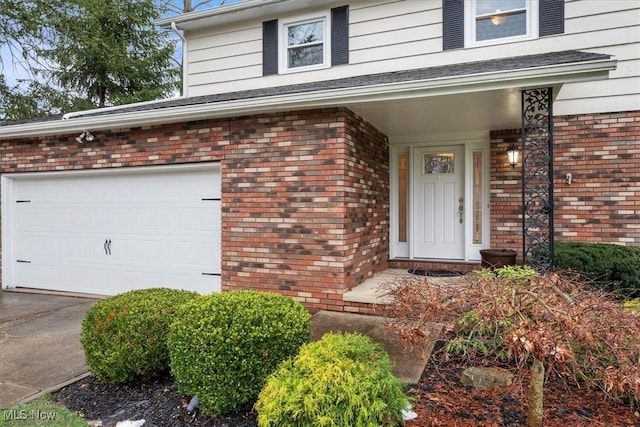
[184,0,639,115]
[553,1,640,115]
[187,25,263,87]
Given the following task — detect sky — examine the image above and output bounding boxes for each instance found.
[1,0,244,88]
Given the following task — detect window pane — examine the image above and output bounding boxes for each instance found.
[423,152,455,175]
[397,154,408,243]
[288,44,324,68]
[476,0,526,16]
[476,11,526,41]
[472,152,483,245]
[288,21,323,47]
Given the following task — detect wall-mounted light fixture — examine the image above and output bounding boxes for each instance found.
[75,131,94,144]
[506,144,520,169]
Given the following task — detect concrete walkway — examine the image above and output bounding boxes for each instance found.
[311,311,441,383]
[0,290,441,409]
[0,291,97,409]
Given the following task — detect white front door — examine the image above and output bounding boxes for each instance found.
[413,145,465,259]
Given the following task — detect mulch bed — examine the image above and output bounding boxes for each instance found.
[52,376,257,427]
[406,349,640,427]
[52,347,639,427]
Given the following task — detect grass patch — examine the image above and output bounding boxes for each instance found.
[0,396,87,426]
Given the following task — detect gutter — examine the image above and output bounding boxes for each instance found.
[170,22,186,43]
[0,58,616,140]
[61,97,184,121]
[156,0,290,29]
[155,0,335,31]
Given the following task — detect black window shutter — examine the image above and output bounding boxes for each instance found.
[263,19,278,75]
[442,0,464,50]
[331,6,349,66]
[539,0,564,37]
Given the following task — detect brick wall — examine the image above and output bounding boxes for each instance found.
[341,110,390,287]
[489,110,640,255]
[489,129,523,258]
[554,111,640,244]
[223,108,389,311]
[0,107,390,312]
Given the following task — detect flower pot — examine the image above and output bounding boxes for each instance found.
[480,249,517,268]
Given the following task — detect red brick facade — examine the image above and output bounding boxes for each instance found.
[489,110,640,258]
[222,109,389,311]
[2,107,638,312]
[0,107,389,312]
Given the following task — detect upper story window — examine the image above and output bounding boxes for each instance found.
[467,0,537,46]
[443,0,564,51]
[262,6,349,76]
[475,1,528,41]
[282,14,330,72]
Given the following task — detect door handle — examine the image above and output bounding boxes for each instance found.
[104,239,112,255]
[458,196,464,224]
[107,239,112,255]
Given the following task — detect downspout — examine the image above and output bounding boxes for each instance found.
[171,22,189,98]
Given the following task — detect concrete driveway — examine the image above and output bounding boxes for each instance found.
[0,290,97,409]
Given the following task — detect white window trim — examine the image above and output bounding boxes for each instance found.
[465,0,539,48]
[279,11,331,74]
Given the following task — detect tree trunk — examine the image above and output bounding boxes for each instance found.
[527,357,545,427]
[98,86,106,108]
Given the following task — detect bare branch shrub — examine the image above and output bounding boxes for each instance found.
[382,269,640,405]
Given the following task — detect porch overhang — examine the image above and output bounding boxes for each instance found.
[0,51,615,140]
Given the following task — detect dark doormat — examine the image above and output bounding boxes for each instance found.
[408,269,464,277]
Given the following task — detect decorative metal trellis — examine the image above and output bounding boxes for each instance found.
[521,88,554,272]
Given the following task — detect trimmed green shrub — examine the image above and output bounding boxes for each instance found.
[472,265,538,285]
[81,287,197,383]
[256,332,409,427]
[168,290,311,417]
[554,242,640,299]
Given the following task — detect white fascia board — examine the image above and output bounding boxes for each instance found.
[156,0,335,31]
[0,58,616,140]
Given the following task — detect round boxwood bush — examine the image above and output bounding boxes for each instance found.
[81,287,197,383]
[256,332,409,427]
[168,290,311,417]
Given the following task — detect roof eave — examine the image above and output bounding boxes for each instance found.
[156,0,336,31]
[0,58,616,140]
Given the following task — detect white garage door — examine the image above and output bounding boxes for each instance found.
[2,164,221,295]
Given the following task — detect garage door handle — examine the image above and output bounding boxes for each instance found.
[104,239,112,255]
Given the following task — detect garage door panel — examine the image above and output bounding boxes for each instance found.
[6,165,221,295]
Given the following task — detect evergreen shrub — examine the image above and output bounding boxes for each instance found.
[554,242,640,299]
[168,290,310,417]
[256,332,409,427]
[81,287,197,383]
